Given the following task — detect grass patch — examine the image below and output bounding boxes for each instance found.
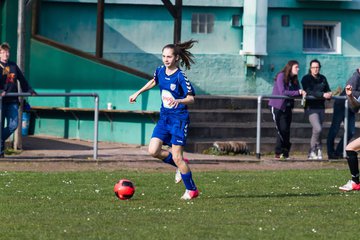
[0,169,357,239]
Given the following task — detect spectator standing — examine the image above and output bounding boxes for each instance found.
[269,60,306,160]
[301,59,332,160]
[327,68,360,159]
[0,42,36,157]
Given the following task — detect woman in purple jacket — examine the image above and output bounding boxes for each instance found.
[269,60,306,159]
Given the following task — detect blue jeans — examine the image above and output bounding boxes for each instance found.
[1,103,19,153]
[327,99,356,157]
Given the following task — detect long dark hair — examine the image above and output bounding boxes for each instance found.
[275,60,299,86]
[162,39,198,70]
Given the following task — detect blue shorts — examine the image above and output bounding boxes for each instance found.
[151,116,189,146]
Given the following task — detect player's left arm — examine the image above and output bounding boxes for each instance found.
[169,93,194,108]
[178,94,195,105]
[169,72,195,108]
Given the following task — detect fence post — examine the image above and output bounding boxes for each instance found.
[256,95,262,159]
[93,95,99,160]
[343,99,348,158]
[0,96,2,155]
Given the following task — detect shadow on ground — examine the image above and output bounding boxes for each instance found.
[22,136,92,150]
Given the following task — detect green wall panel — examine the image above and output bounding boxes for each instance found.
[0,0,19,60]
[38,3,243,76]
[28,39,160,144]
[30,110,157,145]
[29,40,160,110]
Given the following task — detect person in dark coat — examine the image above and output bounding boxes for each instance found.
[0,42,36,157]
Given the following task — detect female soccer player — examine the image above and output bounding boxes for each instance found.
[129,40,199,200]
[339,85,360,191]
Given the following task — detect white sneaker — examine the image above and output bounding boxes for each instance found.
[317,149,323,160]
[174,158,190,184]
[308,151,317,160]
[180,189,199,200]
[339,180,360,191]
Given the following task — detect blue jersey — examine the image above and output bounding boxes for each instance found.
[154,65,195,118]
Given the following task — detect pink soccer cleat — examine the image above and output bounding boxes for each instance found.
[180,189,199,200]
[339,180,360,191]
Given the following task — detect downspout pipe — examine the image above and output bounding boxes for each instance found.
[242,0,268,68]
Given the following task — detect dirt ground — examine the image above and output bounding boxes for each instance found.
[0,135,348,172]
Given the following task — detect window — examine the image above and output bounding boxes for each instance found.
[303,21,341,53]
[191,13,214,34]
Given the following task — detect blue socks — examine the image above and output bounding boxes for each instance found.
[181,171,197,190]
[163,153,197,190]
[163,152,177,167]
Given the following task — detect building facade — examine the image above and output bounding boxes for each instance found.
[2,0,360,145]
[36,0,360,96]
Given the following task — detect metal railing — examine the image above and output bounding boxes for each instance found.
[256,95,348,159]
[0,93,99,159]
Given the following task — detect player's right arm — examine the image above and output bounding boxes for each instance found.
[129,78,156,103]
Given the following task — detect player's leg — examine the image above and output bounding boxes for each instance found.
[339,137,360,191]
[169,118,198,199]
[172,145,190,173]
[162,146,189,184]
[174,156,189,184]
[148,137,165,158]
[172,144,198,200]
[149,119,177,167]
[148,137,177,167]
